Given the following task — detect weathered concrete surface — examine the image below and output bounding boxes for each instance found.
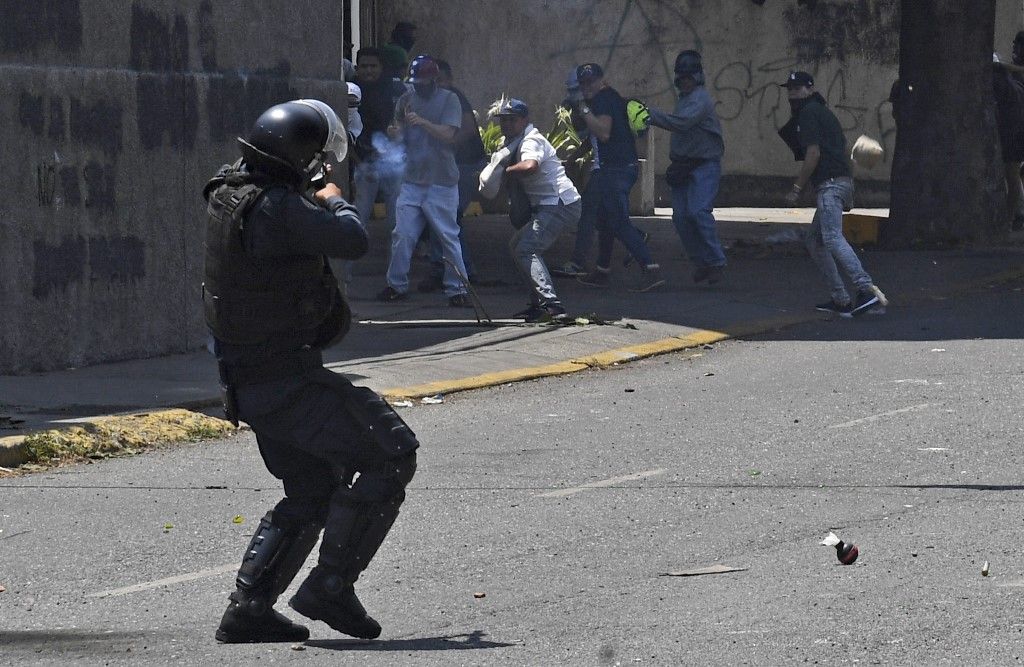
[375,0,1023,206]
[1,2,348,373]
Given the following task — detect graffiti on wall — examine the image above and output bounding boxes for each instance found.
[551,0,899,161]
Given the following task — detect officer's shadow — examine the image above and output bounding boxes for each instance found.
[305,629,513,652]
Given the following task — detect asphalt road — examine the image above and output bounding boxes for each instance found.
[1,278,1023,665]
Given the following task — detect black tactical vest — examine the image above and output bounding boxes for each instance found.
[202,163,345,346]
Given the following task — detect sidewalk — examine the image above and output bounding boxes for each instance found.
[2,208,1023,461]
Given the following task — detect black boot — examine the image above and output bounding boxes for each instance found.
[289,566,382,639]
[216,591,310,643]
[215,510,322,644]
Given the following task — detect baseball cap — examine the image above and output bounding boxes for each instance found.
[492,98,529,117]
[575,63,604,83]
[781,71,814,88]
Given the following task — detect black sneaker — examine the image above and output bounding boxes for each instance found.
[552,261,587,277]
[417,275,443,293]
[513,303,544,320]
[693,265,725,284]
[815,299,853,317]
[578,268,611,287]
[448,293,473,308]
[851,285,887,316]
[628,264,666,292]
[524,301,569,323]
[376,286,406,302]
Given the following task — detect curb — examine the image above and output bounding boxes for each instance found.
[4,264,1023,471]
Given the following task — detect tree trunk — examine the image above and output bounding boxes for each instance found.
[889,0,1004,247]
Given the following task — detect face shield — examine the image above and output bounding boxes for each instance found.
[294,99,348,163]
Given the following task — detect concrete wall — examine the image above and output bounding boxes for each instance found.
[0,1,348,373]
[374,0,1022,206]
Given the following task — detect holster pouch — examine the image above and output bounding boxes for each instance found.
[316,370,419,457]
[217,363,240,427]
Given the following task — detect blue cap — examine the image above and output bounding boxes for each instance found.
[493,98,529,117]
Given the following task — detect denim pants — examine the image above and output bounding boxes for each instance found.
[805,176,872,303]
[388,182,467,297]
[573,164,651,269]
[671,159,726,268]
[332,160,403,285]
[509,199,581,304]
[426,160,484,280]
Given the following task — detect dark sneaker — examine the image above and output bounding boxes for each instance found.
[289,570,381,640]
[448,293,473,308]
[851,285,887,316]
[629,264,666,292]
[622,231,652,267]
[416,275,443,293]
[525,301,569,323]
[692,265,725,284]
[513,303,544,320]
[552,261,587,277]
[215,594,309,644]
[578,268,611,287]
[815,299,853,317]
[376,286,406,302]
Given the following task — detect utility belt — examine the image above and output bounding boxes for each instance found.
[216,350,323,426]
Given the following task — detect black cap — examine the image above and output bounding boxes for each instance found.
[576,63,604,83]
[493,98,529,117]
[781,71,814,88]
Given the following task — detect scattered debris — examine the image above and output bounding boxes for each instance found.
[291,643,306,651]
[473,592,487,599]
[748,470,761,477]
[232,515,244,524]
[163,523,174,533]
[983,561,990,577]
[421,395,444,405]
[391,400,414,408]
[703,372,715,377]
[204,485,227,490]
[930,348,946,353]
[821,532,859,565]
[660,564,746,577]
[624,388,635,393]
[701,344,714,350]
[0,584,5,593]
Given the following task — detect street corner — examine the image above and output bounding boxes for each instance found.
[0,409,239,475]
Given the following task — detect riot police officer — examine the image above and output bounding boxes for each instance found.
[204,99,419,643]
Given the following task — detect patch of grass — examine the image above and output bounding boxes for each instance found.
[20,409,236,469]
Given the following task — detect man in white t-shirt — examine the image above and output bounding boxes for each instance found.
[486,98,581,322]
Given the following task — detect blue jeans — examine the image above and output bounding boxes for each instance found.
[332,159,403,285]
[388,183,468,297]
[671,159,726,268]
[805,176,872,303]
[575,164,651,269]
[426,160,484,280]
[510,199,581,304]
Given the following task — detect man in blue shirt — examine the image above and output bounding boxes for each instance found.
[571,63,664,292]
[646,50,727,284]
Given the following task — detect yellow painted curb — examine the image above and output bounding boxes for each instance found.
[382,312,823,402]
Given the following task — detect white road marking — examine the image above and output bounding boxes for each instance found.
[88,563,237,598]
[829,403,934,429]
[537,468,668,498]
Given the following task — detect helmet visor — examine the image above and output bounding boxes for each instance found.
[295,99,348,162]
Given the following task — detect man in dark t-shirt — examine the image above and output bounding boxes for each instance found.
[571,63,663,292]
[417,60,488,291]
[778,71,886,317]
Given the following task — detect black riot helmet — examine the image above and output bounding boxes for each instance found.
[238,99,347,182]
[674,50,705,86]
